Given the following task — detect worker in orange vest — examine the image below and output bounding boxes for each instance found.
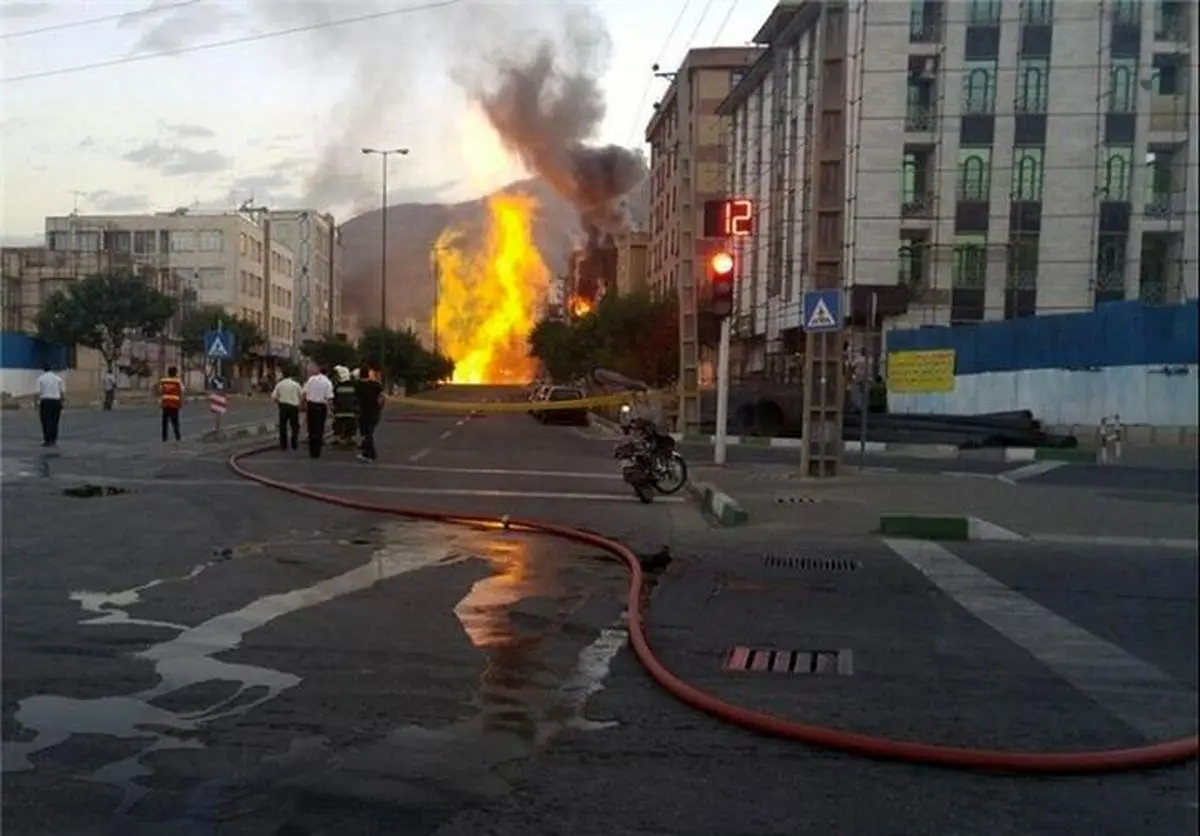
[157,366,184,444]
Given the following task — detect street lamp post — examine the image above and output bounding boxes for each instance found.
[361,146,409,381]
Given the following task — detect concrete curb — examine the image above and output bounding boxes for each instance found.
[686,480,749,527]
[671,433,1097,463]
[878,514,1026,541]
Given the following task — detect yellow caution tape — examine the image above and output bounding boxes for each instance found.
[388,392,649,413]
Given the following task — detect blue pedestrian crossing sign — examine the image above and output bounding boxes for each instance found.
[802,290,842,333]
[204,330,235,359]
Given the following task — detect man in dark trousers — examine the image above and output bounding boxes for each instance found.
[271,369,302,450]
[157,366,184,444]
[355,363,385,462]
[300,365,333,458]
[35,363,65,447]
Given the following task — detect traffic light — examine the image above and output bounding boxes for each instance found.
[708,250,735,317]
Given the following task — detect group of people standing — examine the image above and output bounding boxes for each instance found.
[271,363,385,461]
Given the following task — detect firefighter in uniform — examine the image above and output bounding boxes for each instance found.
[330,365,360,449]
[158,366,184,443]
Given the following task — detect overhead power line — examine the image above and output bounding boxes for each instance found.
[625,0,693,146]
[2,0,203,40]
[1,0,464,84]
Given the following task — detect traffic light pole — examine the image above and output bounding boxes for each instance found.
[714,314,731,465]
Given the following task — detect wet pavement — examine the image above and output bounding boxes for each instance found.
[3,392,1198,834]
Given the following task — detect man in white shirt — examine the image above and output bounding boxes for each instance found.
[300,365,334,458]
[102,369,118,411]
[35,363,65,447]
[271,370,303,451]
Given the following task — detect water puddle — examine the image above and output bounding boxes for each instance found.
[5,521,629,828]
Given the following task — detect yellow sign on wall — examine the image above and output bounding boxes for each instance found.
[887,349,956,394]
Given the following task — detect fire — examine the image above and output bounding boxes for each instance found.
[433,192,549,384]
[568,295,593,318]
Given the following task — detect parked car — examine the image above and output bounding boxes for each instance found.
[539,386,588,426]
[528,385,552,418]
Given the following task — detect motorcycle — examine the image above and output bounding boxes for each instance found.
[619,407,689,495]
[613,437,657,503]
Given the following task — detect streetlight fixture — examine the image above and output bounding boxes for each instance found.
[361,146,409,380]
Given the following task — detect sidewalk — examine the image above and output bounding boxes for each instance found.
[688,462,1199,544]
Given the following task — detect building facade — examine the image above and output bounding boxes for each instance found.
[645,46,765,431]
[267,210,344,343]
[43,210,300,359]
[614,230,650,296]
[720,0,1196,378]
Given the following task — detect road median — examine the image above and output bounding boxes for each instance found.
[686,480,749,527]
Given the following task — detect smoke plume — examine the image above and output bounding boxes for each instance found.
[461,6,648,253]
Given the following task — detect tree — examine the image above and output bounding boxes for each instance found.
[36,268,177,373]
[356,326,454,392]
[527,291,678,387]
[179,305,264,366]
[299,334,359,370]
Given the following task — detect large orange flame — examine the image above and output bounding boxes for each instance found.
[433,193,549,384]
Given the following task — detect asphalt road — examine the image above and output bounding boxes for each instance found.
[3,395,1197,835]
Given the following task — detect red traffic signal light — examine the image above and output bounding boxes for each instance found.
[708,251,735,317]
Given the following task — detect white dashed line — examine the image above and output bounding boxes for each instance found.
[439,430,452,440]
[409,448,430,462]
[998,460,1068,484]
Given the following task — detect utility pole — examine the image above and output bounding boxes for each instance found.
[361,146,409,379]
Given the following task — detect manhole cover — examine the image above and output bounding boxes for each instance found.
[774,495,819,505]
[762,555,860,572]
[723,646,853,675]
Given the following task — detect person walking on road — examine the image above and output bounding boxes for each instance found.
[355,363,385,463]
[35,363,65,447]
[271,370,303,451]
[102,369,118,411]
[301,365,334,459]
[157,366,184,444]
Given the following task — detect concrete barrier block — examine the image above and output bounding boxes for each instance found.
[878,515,970,541]
[687,480,749,527]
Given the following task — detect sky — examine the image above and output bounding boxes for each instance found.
[0,0,778,244]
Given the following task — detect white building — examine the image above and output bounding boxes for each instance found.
[266,210,343,343]
[720,0,1196,375]
[44,209,300,358]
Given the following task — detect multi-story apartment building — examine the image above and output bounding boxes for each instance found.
[645,46,764,430]
[719,0,1196,377]
[614,230,650,296]
[43,210,301,360]
[266,210,344,342]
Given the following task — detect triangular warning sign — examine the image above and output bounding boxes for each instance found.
[806,299,837,330]
[208,334,229,357]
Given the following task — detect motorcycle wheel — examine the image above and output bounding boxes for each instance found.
[653,452,689,495]
[633,482,655,503]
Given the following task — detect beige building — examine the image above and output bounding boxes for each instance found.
[614,230,650,296]
[266,210,344,342]
[44,210,299,358]
[645,45,764,431]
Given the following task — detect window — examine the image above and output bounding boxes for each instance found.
[239,270,249,295]
[968,0,1001,25]
[1012,148,1045,200]
[1101,146,1134,200]
[962,61,997,114]
[103,230,131,253]
[898,241,927,287]
[133,230,156,254]
[1020,0,1053,23]
[1005,234,1039,319]
[1016,58,1049,113]
[1150,55,1182,95]
[171,231,197,252]
[197,267,225,291]
[198,230,223,252]
[952,236,988,288]
[1112,0,1141,25]
[957,148,992,200]
[47,231,70,251]
[77,232,100,252]
[1108,58,1138,112]
[1095,235,1128,303]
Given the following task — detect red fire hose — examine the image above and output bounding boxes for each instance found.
[229,444,1198,774]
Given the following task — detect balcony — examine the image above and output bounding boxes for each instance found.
[905,104,937,132]
[1148,95,1189,133]
[909,1,943,43]
[1144,190,1188,219]
[1153,3,1190,42]
[901,193,937,219]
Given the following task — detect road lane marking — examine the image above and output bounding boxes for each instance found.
[409,448,430,462]
[999,460,1068,484]
[439,430,452,440]
[41,474,680,503]
[245,461,623,480]
[884,538,1199,741]
[1027,533,1200,550]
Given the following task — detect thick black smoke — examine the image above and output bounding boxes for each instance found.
[467,25,647,294]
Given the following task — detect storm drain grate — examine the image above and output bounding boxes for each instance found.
[774,495,819,505]
[723,646,854,675]
[762,555,861,572]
